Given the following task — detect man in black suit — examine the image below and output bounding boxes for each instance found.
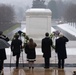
[55,33,69,69]
[41,32,53,68]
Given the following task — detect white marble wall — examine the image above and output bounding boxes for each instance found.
[26,17,51,38]
[26,9,52,47]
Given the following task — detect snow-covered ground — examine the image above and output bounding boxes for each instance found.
[21,23,76,37]
[6,23,76,55]
[58,23,76,37]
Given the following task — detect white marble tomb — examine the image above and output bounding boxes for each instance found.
[26,8,52,47]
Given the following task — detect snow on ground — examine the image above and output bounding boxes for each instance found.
[58,23,76,37]
[51,27,56,32]
[21,23,76,37]
[56,23,76,55]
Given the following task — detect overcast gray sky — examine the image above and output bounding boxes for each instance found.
[0,0,51,7]
[0,0,72,5]
[0,0,32,4]
[0,0,33,7]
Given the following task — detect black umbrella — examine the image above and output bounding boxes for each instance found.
[0,39,10,49]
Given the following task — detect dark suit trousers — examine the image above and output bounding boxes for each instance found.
[16,54,20,68]
[58,59,64,68]
[0,60,3,71]
[44,58,50,68]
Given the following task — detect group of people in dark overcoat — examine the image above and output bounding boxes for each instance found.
[41,32,69,69]
[11,32,37,69]
[0,30,69,74]
[10,31,69,69]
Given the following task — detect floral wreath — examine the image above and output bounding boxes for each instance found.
[50,30,60,38]
[13,30,29,43]
[50,30,60,49]
[13,30,60,48]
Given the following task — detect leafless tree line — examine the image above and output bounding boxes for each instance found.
[0,4,15,31]
[64,4,76,23]
[63,3,76,27]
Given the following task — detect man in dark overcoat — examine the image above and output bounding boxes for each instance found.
[55,33,69,69]
[41,32,53,68]
[11,34,22,69]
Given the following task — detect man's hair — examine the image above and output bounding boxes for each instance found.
[59,32,63,37]
[45,32,49,36]
[29,38,33,42]
[14,34,19,39]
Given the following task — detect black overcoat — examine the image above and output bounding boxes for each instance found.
[11,39,22,56]
[55,36,69,59]
[41,37,53,58]
[0,49,6,60]
[25,43,36,59]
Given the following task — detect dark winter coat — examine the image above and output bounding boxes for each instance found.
[0,49,7,60]
[41,37,53,58]
[55,36,69,59]
[25,42,37,59]
[11,39,22,56]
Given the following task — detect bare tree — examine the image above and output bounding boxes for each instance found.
[0,4,15,31]
[64,3,76,23]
